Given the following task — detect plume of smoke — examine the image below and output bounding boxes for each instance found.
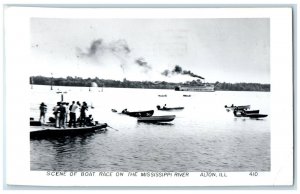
[78,39,131,57]
[161,69,171,77]
[172,65,183,74]
[161,65,204,79]
[109,39,131,55]
[109,40,130,73]
[182,70,204,79]
[77,39,131,72]
[77,39,155,75]
[88,39,104,56]
[135,57,152,72]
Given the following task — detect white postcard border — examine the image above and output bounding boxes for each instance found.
[4,7,293,186]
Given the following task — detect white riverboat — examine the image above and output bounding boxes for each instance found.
[175,84,215,92]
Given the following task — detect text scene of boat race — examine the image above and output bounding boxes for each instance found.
[30,18,270,172]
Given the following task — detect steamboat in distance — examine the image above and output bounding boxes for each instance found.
[175,78,215,92]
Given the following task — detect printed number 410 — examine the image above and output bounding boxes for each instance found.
[249,172,258,176]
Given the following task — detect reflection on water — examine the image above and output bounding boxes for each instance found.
[30,86,270,172]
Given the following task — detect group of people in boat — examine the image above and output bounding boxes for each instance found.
[39,101,94,128]
[224,104,268,119]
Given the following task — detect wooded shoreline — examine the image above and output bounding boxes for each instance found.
[30,76,270,92]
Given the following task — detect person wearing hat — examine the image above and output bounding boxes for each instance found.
[79,101,88,127]
[39,102,47,124]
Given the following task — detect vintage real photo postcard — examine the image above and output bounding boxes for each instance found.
[4,6,294,187]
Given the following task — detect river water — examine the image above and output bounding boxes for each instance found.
[30,85,270,172]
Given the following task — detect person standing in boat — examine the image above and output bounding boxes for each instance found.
[68,101,78,128]
[53,102,61,128]
[63,102,69,128]
[58,103,67,128]
[79,101,88,127]
[39,102,47,124]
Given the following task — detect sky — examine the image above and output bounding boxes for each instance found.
[30,18,270,83]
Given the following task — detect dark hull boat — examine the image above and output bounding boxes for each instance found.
[30,123,108,139]
[122,110,154,117]
[30,120,43,126]
[137,115,176,123]
[242,113,268,119]
[233,110,268,119]
[244,110,259,114]
[157,105,184,111]
[225,105,250,111]
[233,110,244,117]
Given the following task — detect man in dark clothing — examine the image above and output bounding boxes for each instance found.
[79,101,88,127]
[85,115,94,126]
[39,102,47,124]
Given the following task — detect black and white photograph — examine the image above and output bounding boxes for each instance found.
[4,6,293,187]
[29,17,271,172]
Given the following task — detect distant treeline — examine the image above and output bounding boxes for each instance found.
[30,76,270,92]
[214,81,270,92]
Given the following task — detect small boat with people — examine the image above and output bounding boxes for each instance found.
[137,115,176,123]
[156,105,184,111]
[233,108,268,119]
[30,123,108,139]
[31,98,110,139]
[120,109,154,117]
